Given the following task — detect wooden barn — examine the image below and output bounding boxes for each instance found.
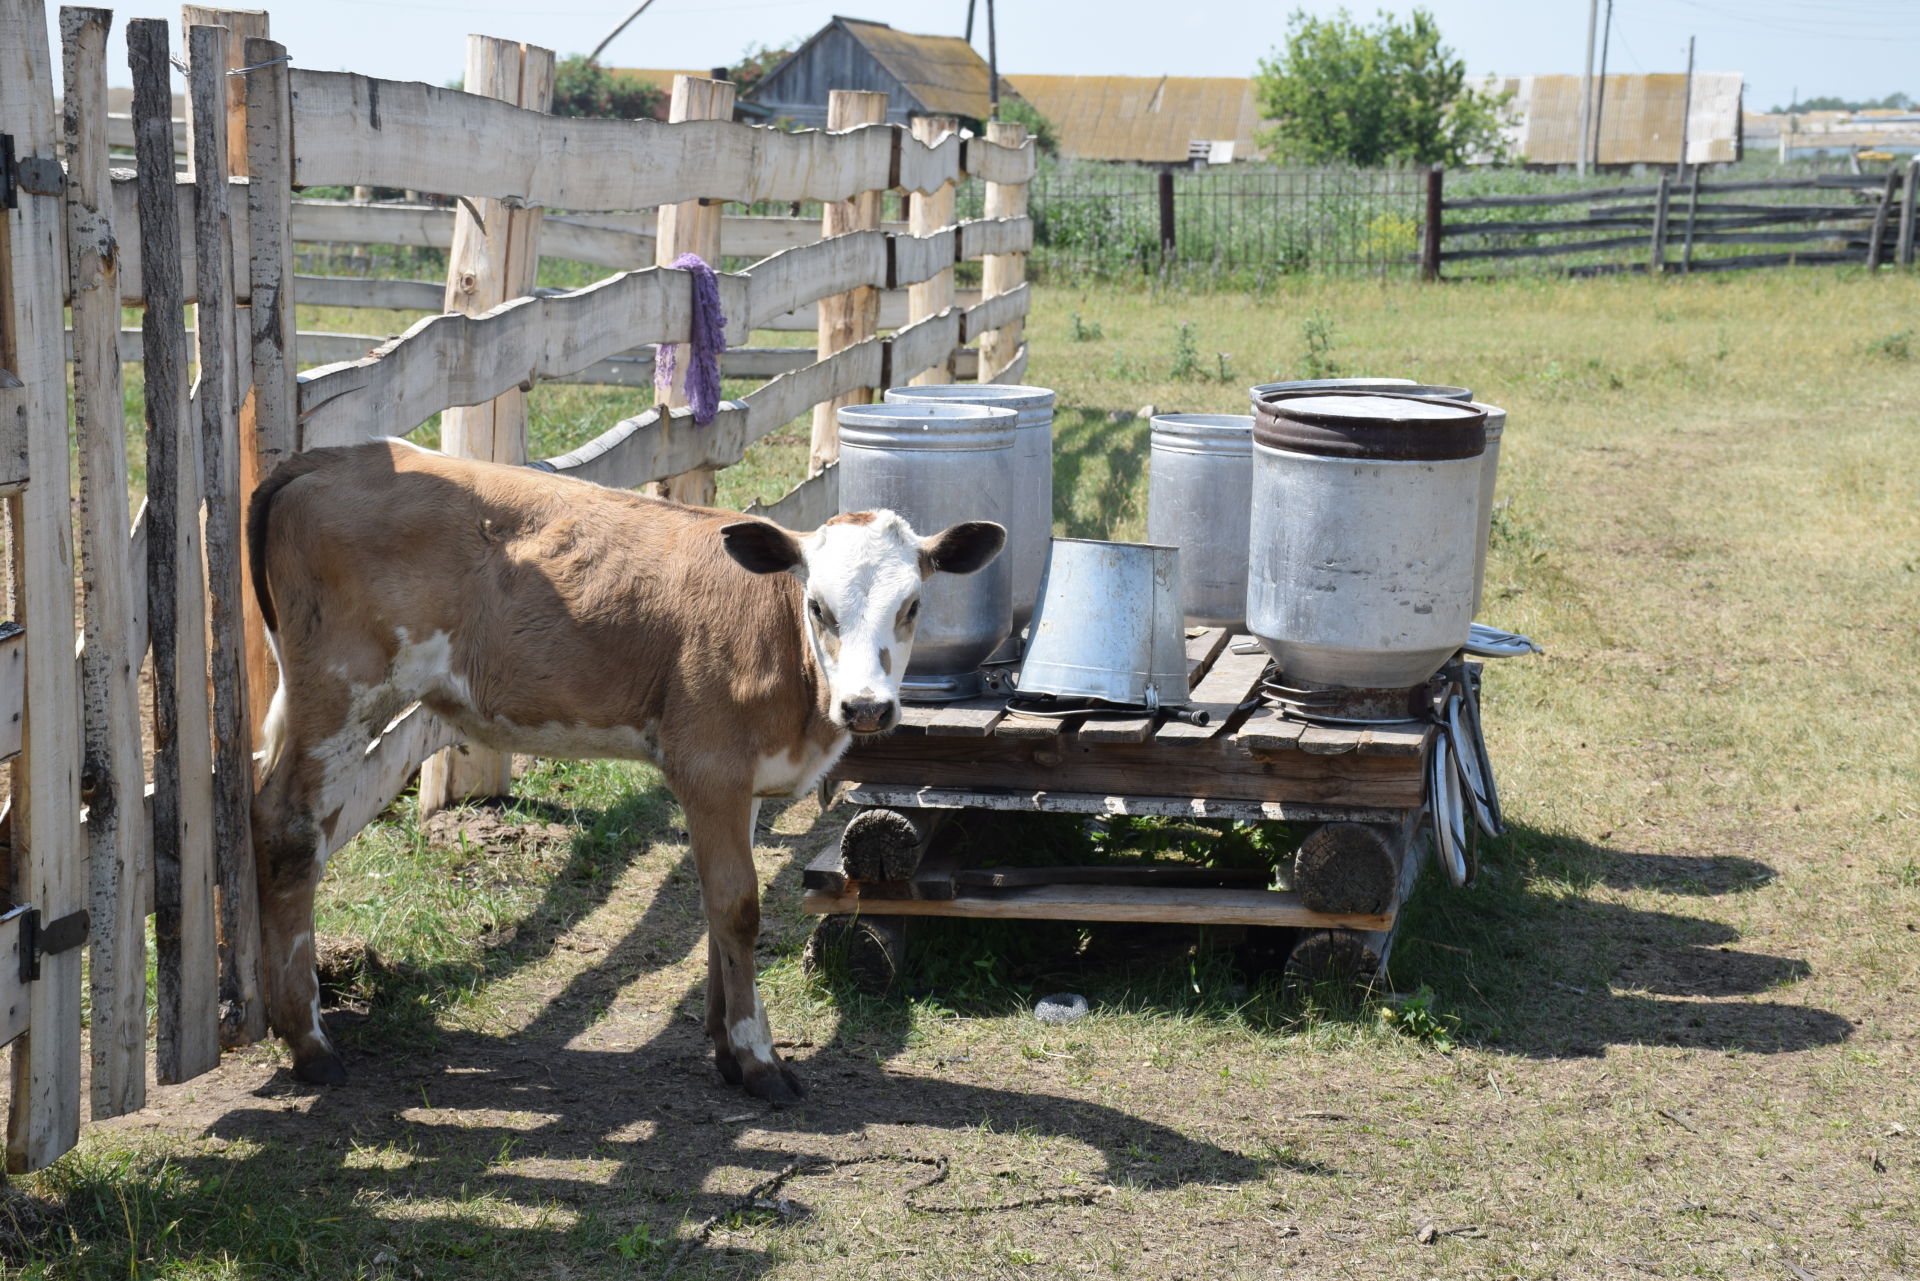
[744,15,1002,128]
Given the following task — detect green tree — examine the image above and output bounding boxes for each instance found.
[727,42,792,96]
[1771,91,1912,113]
[994,93,1059,154]
[1254,8,1510,166]
[550,54,666,120]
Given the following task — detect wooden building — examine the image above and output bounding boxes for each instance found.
[745,15,1001,128]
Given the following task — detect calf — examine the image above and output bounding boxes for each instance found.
[248,440,1002,1102]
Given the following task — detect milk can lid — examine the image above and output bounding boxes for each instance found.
[1252,391,1486,461]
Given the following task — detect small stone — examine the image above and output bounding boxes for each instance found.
[1034,992,1089,1024]
[1136,404,1157,420]
[1416,1222,1438,1245]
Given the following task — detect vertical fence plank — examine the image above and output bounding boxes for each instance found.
[1648,173,1670,276]
[906,116,958,386]
[1900,158,1919,270]
[1680,167,1701,274]
[63,2,151,1122]
[244,36,295,746]
[649,74,736,504]
[1422,166,1443,281]
[1,0,86,1173]
[977,120,1029,382]
[808,89,889,473]
[131,16,221,1086]
[416,35,555,815]
[1864,169,1897,271]
[182,6,273,742]
[188,19,266,1048]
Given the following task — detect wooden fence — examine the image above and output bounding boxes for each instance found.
[0,0,1033,1174]
[1423,163,1920,278]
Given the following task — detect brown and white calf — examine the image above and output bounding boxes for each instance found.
[247,439,1002,1101]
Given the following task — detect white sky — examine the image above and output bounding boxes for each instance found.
[45,0,1920,117]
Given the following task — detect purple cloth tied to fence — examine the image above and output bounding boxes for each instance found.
[654,253,729,425]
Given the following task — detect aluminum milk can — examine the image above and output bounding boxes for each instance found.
[1146,413,1254,629]
[1017,538,1190,707]
[1247,392,1487,689]
[882,384,1055,633]
[1249,376,1471,406]
[837,401,1017,700]
[1469,401,1507,616]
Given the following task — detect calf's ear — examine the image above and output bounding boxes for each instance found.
[721,520,804,574]
[919,521,1006,577]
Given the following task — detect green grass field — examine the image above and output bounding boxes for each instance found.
[13,268,1920,1279]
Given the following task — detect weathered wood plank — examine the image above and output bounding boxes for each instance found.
[244,36,297,741]
[885,308,959,387]
[809,90,889,474]
[745,229,888,329]
[62,3,151,1119]
[1157,649,1269,743]
[955,215,1034,260]
[132,13,221,1090]
[757,286,979,332]
[965,134,1037,186]
[321,704,462,862]
[3,0,87,1172]
[290,68,936,207]
[802,883,1389,930]
[1233,706,1306,753]
[743,335,884,443]
[960,280,1029,344]
[894,227,956,291]
[1074,714,1160,746]
[0,629,23,761]
[187,19,266,1050]
[843,785,1403,826]
[1183,628,1233,685]
[1355,721,1431,758]
[743,461,838,531]
[0,907,30,1049]
[982,340,1028,386]
[896,696,1008,738]
[294,273,443,310]
[1297,723,1358,756]
[903,119,957,389]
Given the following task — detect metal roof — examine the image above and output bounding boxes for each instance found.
[839,18,995,120]
[1006,74,1261,163]
[1478,73,1744,165]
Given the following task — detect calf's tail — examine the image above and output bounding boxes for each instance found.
[247,451,334,634]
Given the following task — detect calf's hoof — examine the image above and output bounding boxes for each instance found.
[293,1052,348,1086]
[714,1045,744,1087]
[743,1062,806,1105]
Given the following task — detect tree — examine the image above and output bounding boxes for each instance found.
[1254,8,1510,166]
[1770,91,1912,113]
[727,42,792,96]
[550,54,667,120]
[995,94,1059,154]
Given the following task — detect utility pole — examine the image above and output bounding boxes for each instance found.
[1677,35,1695,181]
[986,0,999,115]
[1576,0,1599,175]
[1590,0,1614,169]
[965,0,976,43]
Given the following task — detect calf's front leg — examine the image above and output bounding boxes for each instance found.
[684,789,802,1103]
[251,753,345,1084]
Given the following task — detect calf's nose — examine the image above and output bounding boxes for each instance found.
[840,696,896,734]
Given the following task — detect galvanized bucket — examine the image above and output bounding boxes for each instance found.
[1146,413,1254,629]
[1468,401,1507,616]
[837,401,1017,701]
[882,384,1055,633]
[1247,392,1487,690]
[1017,538,1190,708]
[1250,377,1472,407]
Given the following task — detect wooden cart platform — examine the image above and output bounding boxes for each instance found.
[802,629,1445,992]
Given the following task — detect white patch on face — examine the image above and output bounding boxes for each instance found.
[800,515,925,728]
[728,989,776,1066]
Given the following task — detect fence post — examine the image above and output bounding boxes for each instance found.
[1865,169,1897,271]
[977,119,1029,383]
[1680,166,1701,274]
[809,89,889,474]
[1649,173,1670,276]
[907,115,959,386]
[62,2,151,1123]
[1422,166,1444,281]
[183,5,273,745]
[1157,168,1176,259]
[1900,158,1919,270]
[1,0,86,1171]
[649,74,736,504]
[131,15,223,1089]
[187,18,267,1050]
[418,35,556,815]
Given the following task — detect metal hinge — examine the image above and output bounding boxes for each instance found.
[0,134,64,210]
[18,909,89,983]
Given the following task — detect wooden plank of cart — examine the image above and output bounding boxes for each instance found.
[803,627,1439,994]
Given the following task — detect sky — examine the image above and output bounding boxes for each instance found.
[46,0,1920,116]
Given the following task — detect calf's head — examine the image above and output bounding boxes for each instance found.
[721,511,1005,734]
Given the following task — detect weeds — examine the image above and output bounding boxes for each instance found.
[1069,311,1105,342]
[1378,985,1458,1051]
[1168,321,1202,380]
[1297,309,1339,379]
[1866,328,1913,360]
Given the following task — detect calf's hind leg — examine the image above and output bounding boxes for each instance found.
[251,742,346,1084]
[685,790,801,1103]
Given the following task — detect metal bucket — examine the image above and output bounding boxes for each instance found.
[1146,413,1253,629]
[1250,377,1472,407]
[1247,392,1487,689]
[1468,401,1506,615]
[837,401,1017,701]
[882,384,1055,633]
[1017,538,1189,708]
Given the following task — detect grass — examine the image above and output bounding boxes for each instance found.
[13,267,1920,1279]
